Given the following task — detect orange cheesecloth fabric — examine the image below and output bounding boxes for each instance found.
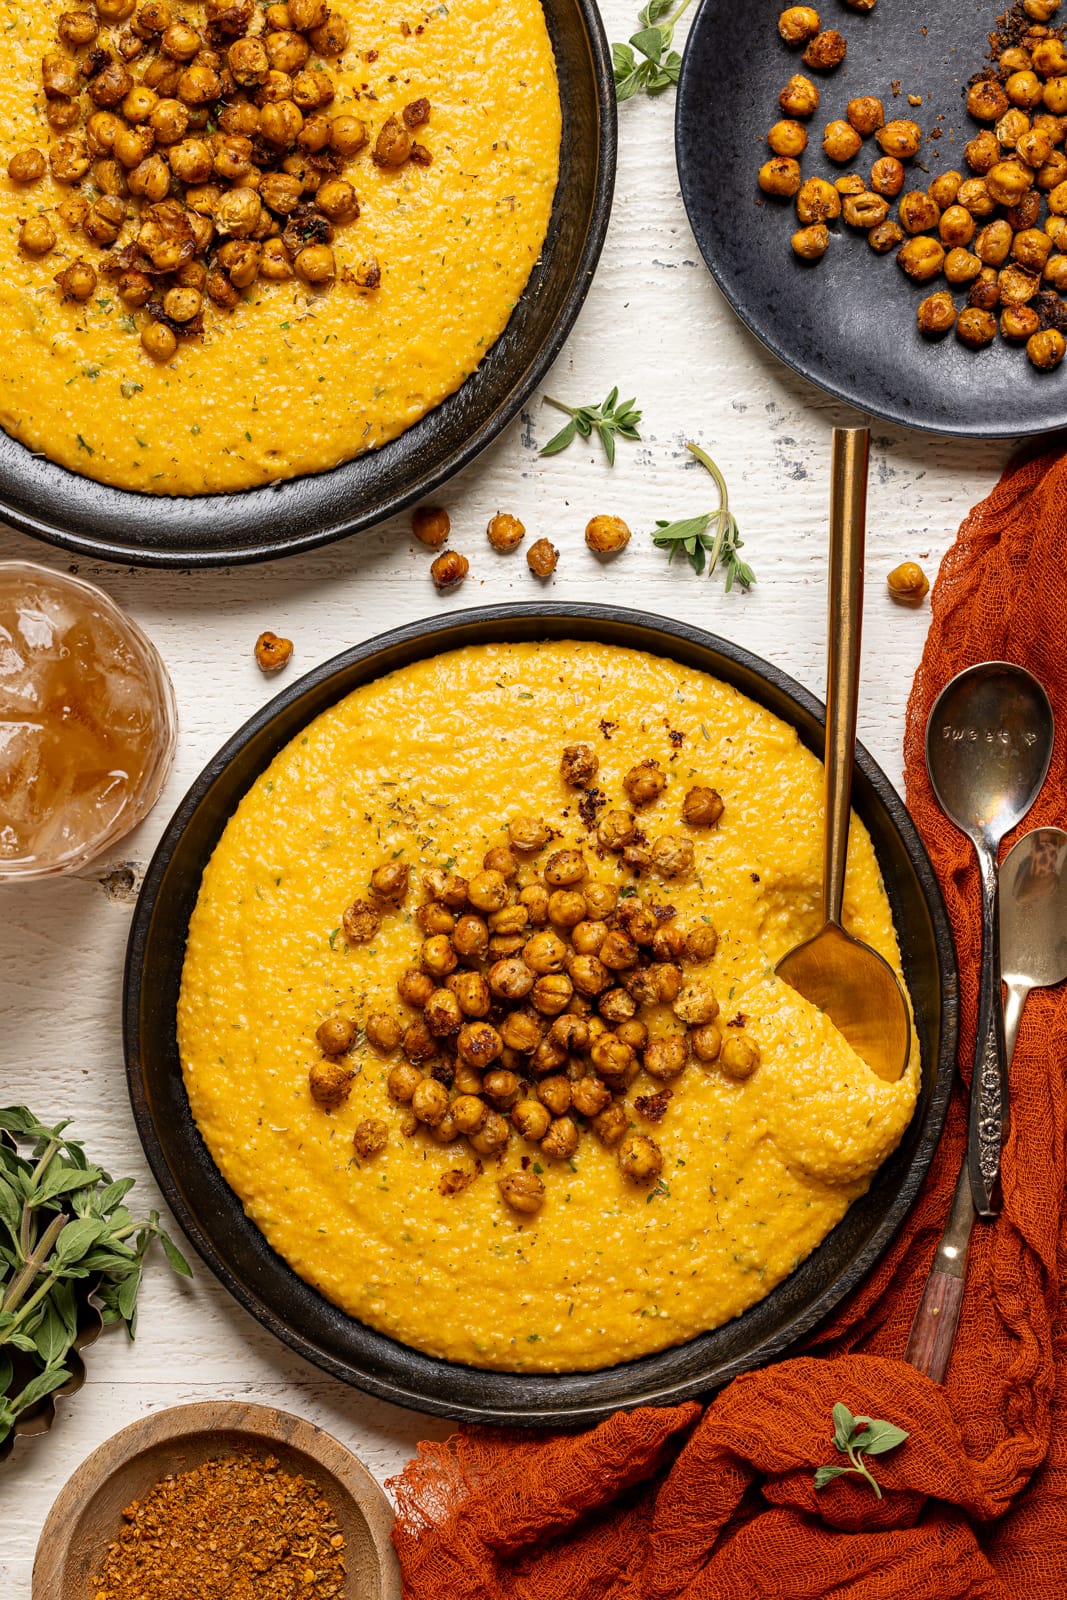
[389,448,1067,1599]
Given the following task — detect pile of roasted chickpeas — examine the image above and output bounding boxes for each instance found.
[760,0,1067,371]
[309,742,761,1216]
[10,0,426,363]
[410,505,633,592]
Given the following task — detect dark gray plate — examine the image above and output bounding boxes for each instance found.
[123,605,958,1426]
[676,0,1061,437]
[0,0,615,567]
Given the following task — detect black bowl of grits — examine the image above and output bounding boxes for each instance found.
[124,604,958,1426]
[0,0,614,566]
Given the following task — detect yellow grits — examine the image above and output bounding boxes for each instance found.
[0,0,560,494]
[178,641,920,1372]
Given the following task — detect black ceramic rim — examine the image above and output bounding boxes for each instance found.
[124,604,958,1426]
[675,0,1065,439]
[0,0,616,567]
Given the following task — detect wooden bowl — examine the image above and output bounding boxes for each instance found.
[32,1401,401,1600]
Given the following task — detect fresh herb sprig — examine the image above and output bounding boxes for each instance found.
[0,1107,192,1447]
[650,442,755,591]
[613,0,695,99]
[540,388,642,466]
[813,1402,909,1501]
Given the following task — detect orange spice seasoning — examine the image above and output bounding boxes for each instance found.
[91,1452,347,1600]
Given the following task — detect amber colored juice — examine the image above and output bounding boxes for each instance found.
[0,562,176,879]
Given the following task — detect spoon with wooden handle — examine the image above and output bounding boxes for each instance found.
[905,825,1067,1385]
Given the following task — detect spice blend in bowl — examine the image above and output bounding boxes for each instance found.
[91,1452,348,1600]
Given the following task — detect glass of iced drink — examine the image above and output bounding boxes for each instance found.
[0,561,177,881]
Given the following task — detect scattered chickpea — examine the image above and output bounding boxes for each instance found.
[585,515,631,554]
[720,1035,761,1081]
[779,74,820,118]
[54,259,98,300]
[352,1119,388,1160]
[802,30,847,71]
[768,119,809,158]
[309,1059,353,1109]
[897,236,946,282]
[759,156,803,197]
[487,512,525,551]
[366,1012,402,1053]
[498,1171,545,1213]
[18,216,56,256]
[778,6,821,45]
[886,561,930,604]
[956,307,999,349]
[793,224,831,260]
[342,898,381,945]
[560,743,598,788]
[316,1013,355,1055]
[842,192,889,230]
[847,96,884,136]
[412,506,450,549]
[9,148,46,184]
[430,551,469,592]
[618,1133,663,1183]
[796,176,841,223]
[141,321,178,362]
[527,538,559,577]
[623,757,666,806]
[875,119,922,159]
[254,630,294,672]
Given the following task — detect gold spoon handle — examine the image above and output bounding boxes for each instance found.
[825,427,869,927]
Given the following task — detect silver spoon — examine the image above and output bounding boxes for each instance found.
[905,826,1067,1383]
[925,664,1054,1218]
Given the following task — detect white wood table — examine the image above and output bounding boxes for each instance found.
[0,3,1014,1581]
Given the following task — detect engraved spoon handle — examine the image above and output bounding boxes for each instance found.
[969,841,1007,1219]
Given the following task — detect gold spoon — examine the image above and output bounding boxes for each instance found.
[776,427,912,1084]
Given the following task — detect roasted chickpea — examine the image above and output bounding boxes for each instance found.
[409,505,449,549]
[54,258,97,299]
[1016,227,1055,271]
[330,113,368,157]
[622,758,665,807]
[8,148,46,185]
[778,5,821,43]
[792,222,830,260]
[542,849,586,888]
[944,246,983,284]
[599,986,636,1026]
[422,988,461,1039]
[648,836,693,879]
[420,934,457,980]
[524,537,559,576]
[1026,0,1063,19]
[823,120,862,163]
[1038,148,1067,188]
[59,9,100,44]
[359,1012,400,1056]
[1049,177,1067,213]
[957,177,996,217]
[534,1076,570,1118]
[759,156,803,197]
[846,95,884,136]
[779,73,820,118]
[1000,263,1041,305]
[309,11,349,53]
[618,1133,663,1183]
[796,175,841,222]
[987,160,1034,207]
[643,1033,689,1081]
[720,1035,761,1080]
[498,1170,545,1212]
[485,511,525,552]
[975,220,1014,267]
[49,136,92,185]
[568,953,610,996]
[768,118,809,157]
[956,306,998,348]
[117,268,153,305]
[967,81,1010,122]
[584,882,618,919]
[309,1059,353,1108]
[591,1103,628,1147]
[469,1110,510,1156]
[803,29,846,70]
[351,1118,387,1160]
[374,115,412,167]
[1033,38,1067,75]
[557,744,597,790]
[1044,77,1067,115]
[483,1069,521,1110]
[397,966,434,1009]
[410,1077,448,1126]
[265,29,310,74]
[531,973,573,1016]
[937,203,975,249]
[672,980,719,1026]
[876,119,922,159]
[899,191,941,234]
[593,810,632,852]
[917,290,957,337]
[544,890,585,930]
[55,194,88,230]
[651,923,686,961]
[462,869,504,914]
[315,1013,355,1056]
[18,213,60,258]
[457,1021,504,1070]
[584,514,631,554]
[842,192,889,229]
[835,173,866,197]
[537,1116,576,1162]
[691,1022,723,1062]
[968,274,1001,313]
[1044,252,1067,287]
[47,100,81,132]
[870,155,905,197]
[898,236,946,282]
[429,550,468,591]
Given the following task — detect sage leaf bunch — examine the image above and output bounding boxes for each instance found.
[613,0,693,99]
[650,443,755,591]
[813,1402,909,1501]
[0,1106,192,1447]
[540,387,642,466]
